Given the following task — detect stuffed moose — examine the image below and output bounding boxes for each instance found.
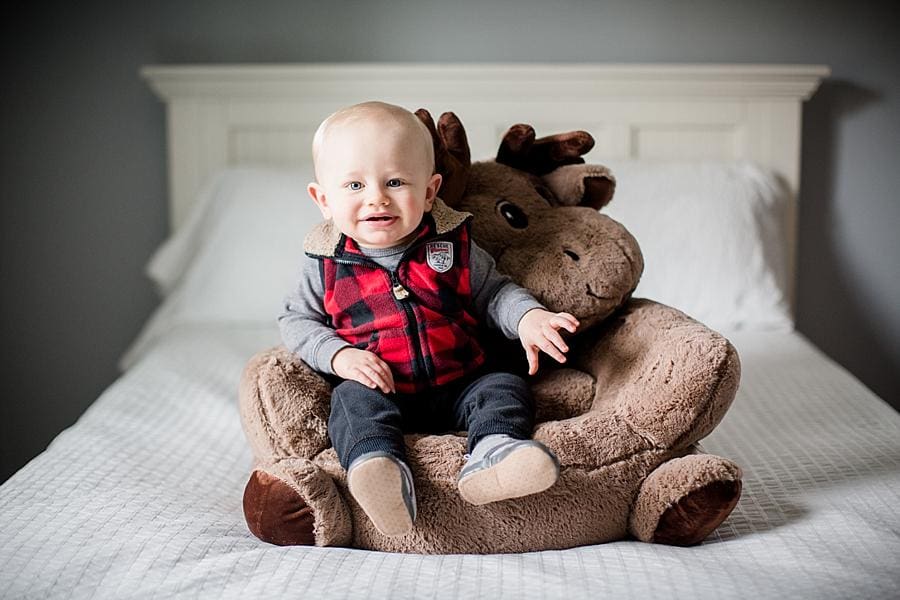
[238,110,743,553]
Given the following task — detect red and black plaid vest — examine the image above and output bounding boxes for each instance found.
[313,215,486,393]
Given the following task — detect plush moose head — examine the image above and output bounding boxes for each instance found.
[416,110,643,330]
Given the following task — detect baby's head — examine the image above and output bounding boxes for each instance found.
[308,101,442,249]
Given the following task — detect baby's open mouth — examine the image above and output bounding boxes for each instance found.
[364,216,395,221]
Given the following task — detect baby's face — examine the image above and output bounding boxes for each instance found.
[309,117,442,249]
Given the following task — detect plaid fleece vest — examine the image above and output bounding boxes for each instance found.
[315,216,486,393]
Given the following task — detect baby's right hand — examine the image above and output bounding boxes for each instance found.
[332,347,396,394]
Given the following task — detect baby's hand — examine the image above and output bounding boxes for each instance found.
[517,309,580,375]
[332,347,396,394]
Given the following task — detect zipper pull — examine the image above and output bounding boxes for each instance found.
[392,283,410,300]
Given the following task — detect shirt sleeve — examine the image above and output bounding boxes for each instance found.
[278,253,351,375]
[468,240,544,339]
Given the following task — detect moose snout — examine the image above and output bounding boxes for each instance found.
[563,248,580,262]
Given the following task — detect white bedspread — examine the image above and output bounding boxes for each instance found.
[2,325,899,599]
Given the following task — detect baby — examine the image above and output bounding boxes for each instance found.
[280,101,579,536]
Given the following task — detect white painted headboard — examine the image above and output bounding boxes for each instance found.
[141,63,827,227]
[140,62,828,308]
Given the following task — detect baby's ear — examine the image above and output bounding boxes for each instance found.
[307,182,331,219]
[425,173,442,211]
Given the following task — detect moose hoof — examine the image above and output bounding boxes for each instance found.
[652,479,742,546]
[243,469,316,546]
[629,454,742,545]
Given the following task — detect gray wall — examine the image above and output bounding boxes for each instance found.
[2,1,898,482]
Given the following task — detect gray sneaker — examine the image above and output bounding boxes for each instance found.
[347,452,417,536]
[457,439,560,506]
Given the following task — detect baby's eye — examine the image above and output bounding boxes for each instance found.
[386,179,404,188]
[347,181,363,191]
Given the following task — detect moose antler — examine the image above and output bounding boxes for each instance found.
[496,124,594,176]
[415,109,471,208]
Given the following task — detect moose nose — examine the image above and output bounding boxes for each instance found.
[564,249,580,262]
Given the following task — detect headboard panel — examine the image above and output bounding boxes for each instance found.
[141,63,828,312]
[141,63,827,229]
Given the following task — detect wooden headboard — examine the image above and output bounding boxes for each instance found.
[141,62,828,307]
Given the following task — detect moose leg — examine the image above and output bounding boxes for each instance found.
[629,452,742,546]
[239,347,350,546]
[243,458,351,547]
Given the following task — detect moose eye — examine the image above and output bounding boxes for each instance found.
[496,200,528,229]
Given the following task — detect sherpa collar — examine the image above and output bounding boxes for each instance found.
[303,197,471,257]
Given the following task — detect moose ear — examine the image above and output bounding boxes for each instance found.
[542,164,616,210]
[581,175,615,210]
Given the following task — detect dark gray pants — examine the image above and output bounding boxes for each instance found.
[328,370,534,469]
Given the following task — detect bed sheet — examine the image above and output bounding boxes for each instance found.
[1,324,898,599]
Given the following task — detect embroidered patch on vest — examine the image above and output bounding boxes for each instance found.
[425,241,454,273]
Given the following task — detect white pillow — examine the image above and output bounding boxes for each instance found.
[602,160,793,332]
[120,166,318,368]
[121,160,792,368]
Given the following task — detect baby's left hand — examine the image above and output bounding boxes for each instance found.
[517,309,580,375]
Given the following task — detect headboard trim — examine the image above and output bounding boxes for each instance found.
[142,63,828,101]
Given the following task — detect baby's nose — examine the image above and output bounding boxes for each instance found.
[366,191,390,205]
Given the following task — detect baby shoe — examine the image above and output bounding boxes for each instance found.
[457,436,560,506]
[347,452,417,536]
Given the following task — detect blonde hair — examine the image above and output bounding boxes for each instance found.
[311,101,434,178]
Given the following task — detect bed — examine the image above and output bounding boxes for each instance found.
[2,63,899,599]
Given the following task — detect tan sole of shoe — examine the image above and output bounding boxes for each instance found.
[348,457,413,537]
[458,445,559,506]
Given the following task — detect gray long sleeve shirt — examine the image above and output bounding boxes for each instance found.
[279,238,543,375]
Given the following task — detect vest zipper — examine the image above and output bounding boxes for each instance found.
[332,256,430,384]
[391,281,410,300]
[388,270,431,382]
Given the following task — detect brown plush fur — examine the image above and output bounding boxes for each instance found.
[237,113,742,553]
